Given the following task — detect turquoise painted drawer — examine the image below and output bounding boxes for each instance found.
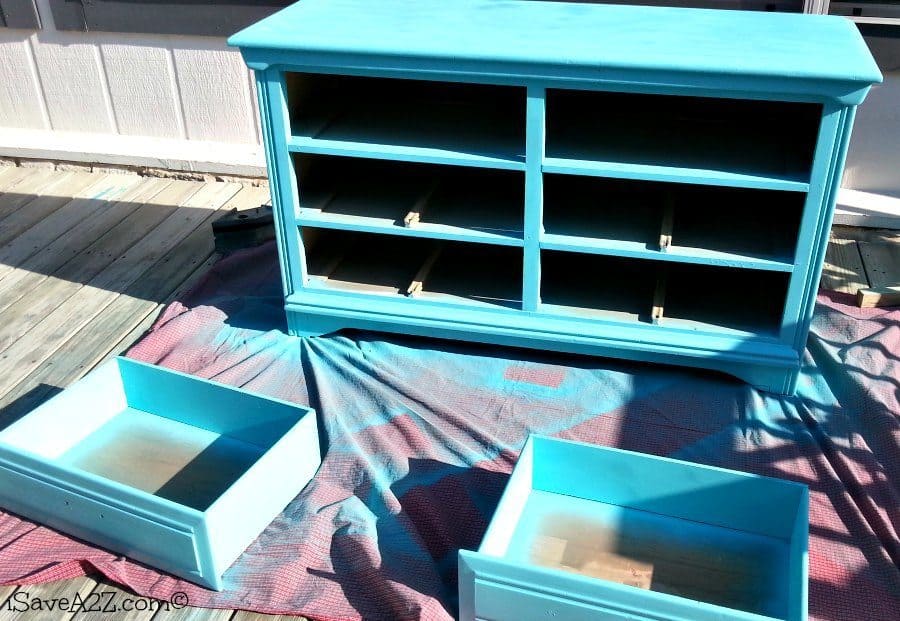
[0,357,321,590]
[459,436,809,621]
[231,0,883,394]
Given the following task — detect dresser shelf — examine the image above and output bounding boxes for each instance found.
[287,73,527,170]
[233,0,881,395]
[541,176,801,271]
[304,230,523,310]
[544,89,819,192]
[296,155,524,245]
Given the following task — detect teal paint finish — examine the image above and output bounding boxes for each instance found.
[460,435,809,621]
[257,69,306,295]
[231,0,880,395]
[539,233,796,272]
[284,294,800,392]
[541,156,812,193]
[523,86,545,312]
[296,213,525,247]
[288,135,527,171]
[229,0,880,103]
[0,357,321,590]
[779,103,845,346]
[798,107,857,348]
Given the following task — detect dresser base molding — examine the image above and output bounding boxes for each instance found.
[285,295,801,394]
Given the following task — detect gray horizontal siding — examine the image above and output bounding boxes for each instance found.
[858,23,900,72]
[0,0,41,28]
[50,1,292,37]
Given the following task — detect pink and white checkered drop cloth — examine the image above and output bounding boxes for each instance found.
[0,242,897,620]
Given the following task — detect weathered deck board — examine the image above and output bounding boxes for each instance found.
[150,602,236,621]
[832,225,900,245]
[0,173,110,248]
[88,182,240,293]
[0,166,38,192]
[0,182,241,401]
[823,226,900,298]
[0,180,196,355]
[0,185,262,424]
[0,174,147,271]
[51,180,206,285]
[0,169,68,222]
[822,238,869,294]
[858,241,900,288]
[0,175,157,304]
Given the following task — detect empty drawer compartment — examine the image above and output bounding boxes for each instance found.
[546,89,821,185]
[303,229,433,295]
[0,357,320,590]
[296,155,524,241]
[460,435,808,621]
[543,175,664,246]
[540,252,657,323]
[287,72,526,165]
[662,264,790,335]
[411,243,523,309]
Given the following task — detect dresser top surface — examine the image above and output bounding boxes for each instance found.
[230,0,881,88]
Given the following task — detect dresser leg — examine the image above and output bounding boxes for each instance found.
[715,361,801,396]
[287,312,345,338]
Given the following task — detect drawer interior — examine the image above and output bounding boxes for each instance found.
[61,408,266,511]
[543,175,804,264]
[545,89,821,184]
[0,359,308,512]
[668,185,803,262]
[663,264,790,336]
[415,243,523,309]
[303,230,523,309]
[540,252,656,323]
[506,489,792,618]
[543,175,664,246]
[540,251,789,335]
[303,229,433,295]
[296,154,524,237]
[286,72,526,161]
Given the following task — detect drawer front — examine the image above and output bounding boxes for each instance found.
[0,465,201,578]
[474,578,654,621]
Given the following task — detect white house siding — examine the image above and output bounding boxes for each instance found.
[843,72,900,198]
[0,0,264,176]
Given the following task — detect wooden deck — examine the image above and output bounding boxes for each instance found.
[0,165,293,621]
[0,164,896,620]
[823,224,900,296]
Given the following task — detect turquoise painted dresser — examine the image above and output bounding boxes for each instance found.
[230,0,881,394]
